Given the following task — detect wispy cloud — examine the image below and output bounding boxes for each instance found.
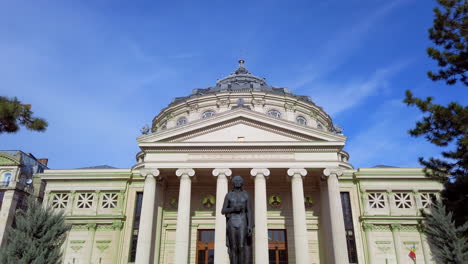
[303,60,410,116]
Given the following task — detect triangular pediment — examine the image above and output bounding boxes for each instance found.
[138,108,346,145]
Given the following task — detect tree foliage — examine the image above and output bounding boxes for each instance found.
[404,91,468,182]
[427,0,468,85]
[0,197,70,264]
[0,96,48,134]
[423,200,468,263]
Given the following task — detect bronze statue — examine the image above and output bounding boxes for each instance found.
[221,176,253,264]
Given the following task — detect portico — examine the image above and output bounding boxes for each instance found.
[135,165,349,264]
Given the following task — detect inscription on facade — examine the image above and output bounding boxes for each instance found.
[188,153,294,161]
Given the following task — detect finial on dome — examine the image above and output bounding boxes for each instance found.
[235,59,249,74]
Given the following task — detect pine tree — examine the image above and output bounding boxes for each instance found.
[427,0,468,85]
[0,197,70,264]
[404,0,468,234]
[423,200,468,263]
[0,96,48,134]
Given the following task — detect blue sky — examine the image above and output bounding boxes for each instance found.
[1,0,466,169]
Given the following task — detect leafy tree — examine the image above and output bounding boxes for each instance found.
[0,96,48,133]
[426,0,468,85]
[423,200,468,263]
[0,197,70,264]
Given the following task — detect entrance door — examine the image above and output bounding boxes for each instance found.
[196,230,215,264]
[268,229,288,264]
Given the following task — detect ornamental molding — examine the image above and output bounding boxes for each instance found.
[140,168,160,178]
[212,168,232,177]
[390,223,402,231]
[176,168,195,177]
[322,167,344,180]
[144,146,342,153]
[250,168,270,177]
[287,168,307,177]
[168,118,311,142]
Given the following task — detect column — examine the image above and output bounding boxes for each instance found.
[322,168,349,263]
[87,223,97,264]
[287,168,310,264]
[135,168,160,264]
[174,168,196,264]
[212,168,232,263]
[417,224,431,263]
[362,223,375,264]
[390,224,402,264]
[250,168,270,264]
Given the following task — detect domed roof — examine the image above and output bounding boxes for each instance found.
[171,60,313,105]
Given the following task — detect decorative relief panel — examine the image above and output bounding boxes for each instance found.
[368,193,386,209]
[76,193,95,209]
[268,194,282,209]
[101,193,118,209]
[420,193,436,208]
[394,193,413,209]
[51,193,70,209]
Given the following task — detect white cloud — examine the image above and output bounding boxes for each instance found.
[302,61,409,116]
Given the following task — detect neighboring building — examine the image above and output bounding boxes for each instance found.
[0,150,48,246]
[40,61,442,264]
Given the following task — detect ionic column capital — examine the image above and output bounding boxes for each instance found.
[322,167,343,180]
[250,168,270,177]
[140,168,160,178]
[287,168,307,177]
[212,168,232,177]
[176,168,195,177]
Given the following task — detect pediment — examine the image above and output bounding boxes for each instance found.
[138,108,346,145]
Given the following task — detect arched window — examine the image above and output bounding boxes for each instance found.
[2,172,12,187]
[317,123,323,130]
[201,110,215,119]
[176,117,187,126]
[296,116,307,125]
[267,109,282,118]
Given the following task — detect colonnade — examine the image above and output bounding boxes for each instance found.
[136,167,349,264]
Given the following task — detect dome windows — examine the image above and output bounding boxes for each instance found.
[267,109,282,118]
[159,121,167,131]
[201,110,215,119]
[317,123,324,130]
[296,116,307,126]
[176,117,188,126]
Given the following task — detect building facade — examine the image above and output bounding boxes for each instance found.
[40,61,441,264]
[0,151,48,246]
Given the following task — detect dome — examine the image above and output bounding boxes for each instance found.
[151,60,338,134]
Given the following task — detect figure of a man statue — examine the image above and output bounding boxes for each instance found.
[221,175,253,264]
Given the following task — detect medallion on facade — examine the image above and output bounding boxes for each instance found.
[201,194,215,209]
[268,194,282,208]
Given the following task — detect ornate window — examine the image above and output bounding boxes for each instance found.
[176,117,187,126]
[368,193,386,209]
[296,116,307,125]
[317,123,324,130]
[101,193,118,209]
[76,193,95,209]
[394,193,413,209]
[51,193,70,209]
[201,110,215,119]
[267,109,282,118]
[420,193,437,208]
[1,172,12,187]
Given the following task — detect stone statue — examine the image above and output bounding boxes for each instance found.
[222,176,253,264]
